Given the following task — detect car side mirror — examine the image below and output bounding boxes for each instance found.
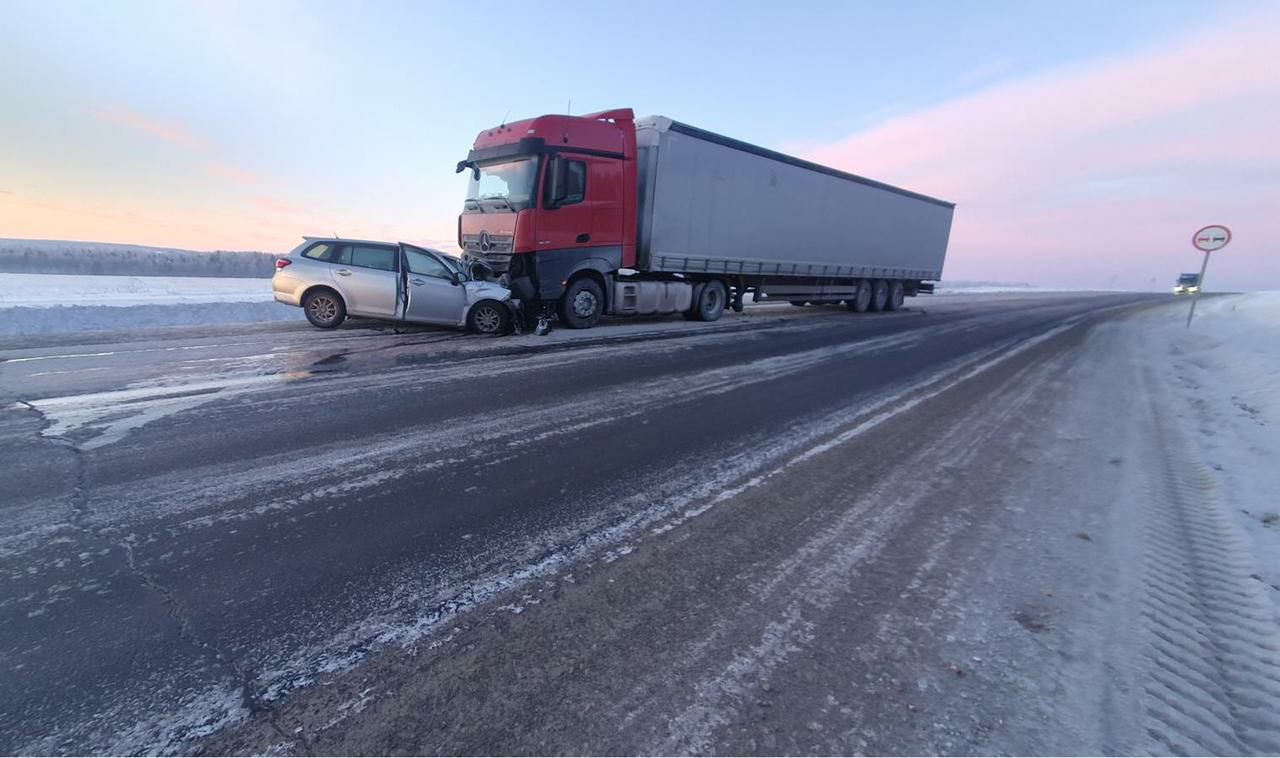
[544,156,569,209]
[450,271,462,285]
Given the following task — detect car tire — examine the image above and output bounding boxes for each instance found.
[868,279,890,312]
[886,280,905,311]
[559,277,604,329]
[468,300,511,335]
[694,280,727,322]
[846,279,872,313]
[303,288,346,329]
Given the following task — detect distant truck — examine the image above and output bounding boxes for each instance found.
[456,108,954,328]
[1174,273,1201,295]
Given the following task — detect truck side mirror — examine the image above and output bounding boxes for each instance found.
[456,160,480,181]
[544,156,569,209]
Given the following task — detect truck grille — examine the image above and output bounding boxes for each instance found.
[461,233,514,272]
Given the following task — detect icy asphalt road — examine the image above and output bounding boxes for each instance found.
[4,293,1279,755]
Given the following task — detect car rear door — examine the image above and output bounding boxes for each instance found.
[400,245,467,326]
[330,244,399,318]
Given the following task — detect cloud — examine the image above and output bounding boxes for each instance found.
[250,196,308,215]
[91,105,209,151]
[954,57,1017,88]
[90,104,267,188]
[202,162,263,184]
[788,6,1280,289]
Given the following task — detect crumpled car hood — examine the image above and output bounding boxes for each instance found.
[463,280,513,306]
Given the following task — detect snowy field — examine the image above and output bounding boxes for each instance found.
[0,273,276,308]
[0,273,293,335]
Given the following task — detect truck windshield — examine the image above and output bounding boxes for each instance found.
[465,157,538,212]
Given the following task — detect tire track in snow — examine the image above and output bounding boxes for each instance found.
[16,329,928,544]
[245,322,1081,713]
[1136,366,1280,755]
[651,327,1077,754]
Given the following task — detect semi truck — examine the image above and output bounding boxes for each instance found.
[1174,272,1201,295]
[456,108,953,329]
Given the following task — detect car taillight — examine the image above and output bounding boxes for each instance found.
[275,258,292,269]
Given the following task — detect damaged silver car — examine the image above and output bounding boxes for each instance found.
[272,237,513,334]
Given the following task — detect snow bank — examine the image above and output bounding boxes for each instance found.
[0,274,295,336]
[1160,292,1280,614]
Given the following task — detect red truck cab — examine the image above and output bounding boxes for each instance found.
[457,109,637,325]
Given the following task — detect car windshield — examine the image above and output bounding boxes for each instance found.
[438,254,464,277]
[465,157,538,211]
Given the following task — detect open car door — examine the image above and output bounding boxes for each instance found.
[398,244,468,326]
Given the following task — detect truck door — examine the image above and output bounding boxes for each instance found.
[537,154,623,254]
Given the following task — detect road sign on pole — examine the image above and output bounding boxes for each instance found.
[1186,224,1231,327]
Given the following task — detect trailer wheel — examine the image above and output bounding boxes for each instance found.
[559,277,603,329]
[868,279,890,312]
[846,279,872,313]
[694,280,727,322]
[683,283,706,320]
[886,281,905,311]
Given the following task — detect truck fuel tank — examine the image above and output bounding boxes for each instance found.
[611,279,693,315]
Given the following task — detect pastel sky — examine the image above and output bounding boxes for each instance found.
[1,0,1276,289]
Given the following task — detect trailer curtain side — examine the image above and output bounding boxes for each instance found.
[634,117,953,281]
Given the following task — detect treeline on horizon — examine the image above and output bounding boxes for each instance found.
[0,240,279,278]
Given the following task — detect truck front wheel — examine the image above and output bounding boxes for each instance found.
[559,277,604,329]
[868,279,890,312]
[693,280,727,322]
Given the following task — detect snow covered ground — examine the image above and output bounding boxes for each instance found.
[1,272,1094,337]
[0,273,276,308]
[0,273,293,336]
[933,284,1104,295]
[1153,293,1280,609]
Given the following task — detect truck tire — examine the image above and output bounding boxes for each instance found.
[693,280,727,322]
[886,280,905,311]
[868,279,890,312]
[559,277,603,329]
[683,283,706,320]
[303,288,346,329]
[846,279,872,313]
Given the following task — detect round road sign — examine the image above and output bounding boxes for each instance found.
[1192,224,1231,252]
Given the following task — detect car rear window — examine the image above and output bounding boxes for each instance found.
[347,245,396,271]
[301,243,337,261]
